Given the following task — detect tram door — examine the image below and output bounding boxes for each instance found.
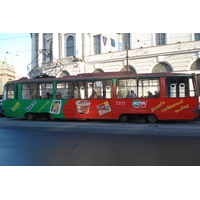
[170,83,176,97]
[106,86,111,98]
[167,77,189,98]
[179,83,185,97]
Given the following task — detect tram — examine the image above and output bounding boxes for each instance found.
[2,71,200,122]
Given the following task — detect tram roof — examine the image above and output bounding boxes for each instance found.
[8,71,195,84]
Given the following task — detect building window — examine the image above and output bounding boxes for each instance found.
[195,33,200,41]
[111,38,115,47]
[93,35,101,54]
[59,70,70,77]
[122,33,130,50]
[191,59,200,70]
[120,65,136,73]
[66,36,74,57]
[152,62,172,72]
[156,33,166,46]
[93,69,104,73]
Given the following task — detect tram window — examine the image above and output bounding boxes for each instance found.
[196,74,200,95]
[74,81,84,99]
[138,78,160,98]
[189,77,196,97]
[166,77,193,98]
[169,83,176,97]
[37,82,53,99]
[3,84,14,100]
[117,79,137,98]
[22,83,37,99]
[57,81,74,99]
[93,80,112,99]
[179,83,185,97]
[87,82,93,98]
[74,81,92,99]
[84,81,93,99]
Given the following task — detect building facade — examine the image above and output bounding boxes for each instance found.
[29,33,200,80]
[0,58,22,96]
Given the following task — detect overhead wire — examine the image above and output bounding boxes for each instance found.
[0,34,31,55]
[0,35,30,40]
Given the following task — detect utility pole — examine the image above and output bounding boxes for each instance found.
[126,44,129,71]
[125,34,129,71]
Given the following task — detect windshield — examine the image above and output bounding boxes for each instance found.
[3,84,14,100]
[2,85,7,101]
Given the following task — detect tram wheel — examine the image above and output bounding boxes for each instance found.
[147,114,158,123]
[119,114,129,122]
[49,114,56,121]
[26,113,35,120]
[39,114,49,121]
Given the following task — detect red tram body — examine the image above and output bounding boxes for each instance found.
[2,71,200,122]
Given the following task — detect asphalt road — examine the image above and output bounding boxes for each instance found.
[1,117,200,166]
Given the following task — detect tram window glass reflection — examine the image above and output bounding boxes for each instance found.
[93,80,112,99]
[74,81,84,99]
[189,77,196,97]
[3,84,14,100]
[117,79,137,98]
[57,81,74,99]
[22,83,37,99]
[138,78,160,98]
[196,74,200,96]
[74,81,93,99]
[38,82,53,99]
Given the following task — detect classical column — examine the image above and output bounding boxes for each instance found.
[53,33,59,59]
[38,33,43,67]
[31,33,38,69]
[75,33,82,60]
[61,34,65,58]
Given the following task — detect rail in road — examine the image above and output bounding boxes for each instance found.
[0,117,200,137]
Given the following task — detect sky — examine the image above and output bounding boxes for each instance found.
[0,33,31,77]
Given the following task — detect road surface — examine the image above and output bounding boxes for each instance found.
[1,117,200,166]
